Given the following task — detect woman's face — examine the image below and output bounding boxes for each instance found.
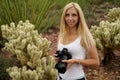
[65,7,79,28]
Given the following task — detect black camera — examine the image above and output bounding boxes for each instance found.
[55,48,72,74]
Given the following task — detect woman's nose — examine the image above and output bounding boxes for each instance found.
[68,15,72,20]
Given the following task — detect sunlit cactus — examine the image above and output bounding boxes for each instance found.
[106,7,120,22]
[90,7,120,66]
[1,20,57,80]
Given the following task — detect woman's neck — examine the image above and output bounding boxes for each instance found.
[68,27,78,35]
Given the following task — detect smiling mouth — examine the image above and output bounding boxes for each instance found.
[68,22,74,25]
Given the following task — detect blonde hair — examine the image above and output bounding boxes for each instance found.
[59,2,95,51]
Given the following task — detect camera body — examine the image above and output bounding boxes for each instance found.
[55,48,72,74]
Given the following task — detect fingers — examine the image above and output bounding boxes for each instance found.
[62,60,68,62]
[51,53,59,63]
[62,59,75,69]
[54,57,59,63]
[52,53,57,56]
[62,59,73,63]
[62,60,73,69]
[67,63,72,69]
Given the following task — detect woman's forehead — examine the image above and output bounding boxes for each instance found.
[66,7,77,13]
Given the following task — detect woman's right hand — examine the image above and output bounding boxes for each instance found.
[52,53,59,63]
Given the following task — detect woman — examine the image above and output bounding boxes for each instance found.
[53,2,100,80]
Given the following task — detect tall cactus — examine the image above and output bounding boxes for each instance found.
[90,8,120,66]
[1,20,57,80]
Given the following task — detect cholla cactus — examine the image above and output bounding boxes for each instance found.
[91,20,120,52]
[90,8,120,65]
[1,20,57,80]
[106,7,120,22]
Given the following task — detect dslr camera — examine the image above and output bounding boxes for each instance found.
[55,48,72,74]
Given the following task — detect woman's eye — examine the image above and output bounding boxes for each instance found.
[65,14,69,17]
[65,13,77,17]
[72,14,77,16]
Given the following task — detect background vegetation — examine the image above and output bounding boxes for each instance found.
[0,0,92,47]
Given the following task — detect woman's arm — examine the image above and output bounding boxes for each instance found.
[62,45,100,68]
[75,45,100,67]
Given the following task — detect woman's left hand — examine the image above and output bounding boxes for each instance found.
[62,59,75,69]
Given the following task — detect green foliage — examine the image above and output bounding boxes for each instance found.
[103,0,120,6]
[0,0,62,48]
[0,40,4,48]
[54,0,70,9]
[69,0,92,9]
[0,0,60,33]
[90,7,120,66]
[113,0,120,6]
[0,57,10,80]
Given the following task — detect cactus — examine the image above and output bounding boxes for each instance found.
[106,7,120,22]
[90,8,120,66]
[1,20,57,80]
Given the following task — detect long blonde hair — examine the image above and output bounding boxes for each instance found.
[59,2,95,51]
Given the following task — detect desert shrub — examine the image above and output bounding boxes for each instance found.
[106,7,120,22]
[1,20,57,80]
[90,7,120,66]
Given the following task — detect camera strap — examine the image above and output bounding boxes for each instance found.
[59,75,62,80]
